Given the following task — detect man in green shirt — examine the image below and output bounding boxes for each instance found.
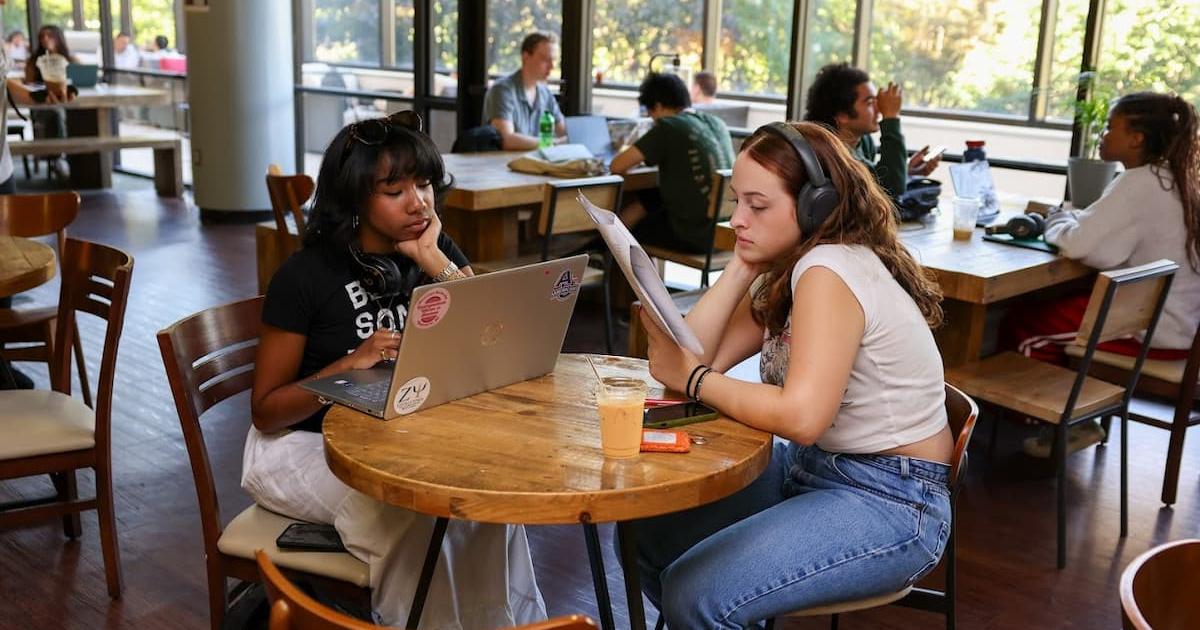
[611,73,734,253]
[803,63,940,201]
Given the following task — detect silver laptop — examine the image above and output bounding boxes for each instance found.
[302,255,589,419]
[566,115,617,161]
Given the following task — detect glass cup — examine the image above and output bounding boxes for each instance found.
[952,197,981,240]
[37,53,69,101]
[595,377,646,459]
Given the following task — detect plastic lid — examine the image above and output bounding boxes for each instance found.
[965,140,986,148]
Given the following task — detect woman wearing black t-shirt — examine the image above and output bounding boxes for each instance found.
[247,112,547,627]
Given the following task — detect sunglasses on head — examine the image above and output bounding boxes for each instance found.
[344,110,423,152]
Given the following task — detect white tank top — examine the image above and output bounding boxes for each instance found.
[759,244,947,453]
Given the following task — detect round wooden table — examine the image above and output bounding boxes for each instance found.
[0,236,56,298]
[323,353,772,630]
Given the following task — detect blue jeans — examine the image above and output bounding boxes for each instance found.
[630,441,952,629]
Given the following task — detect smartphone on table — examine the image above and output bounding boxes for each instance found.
[643,401,718,429]
[275,522,347,553]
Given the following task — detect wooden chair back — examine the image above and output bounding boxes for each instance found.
[1121,539,1200,630]
[156,296,264,566]
[0,191,81,252]
[706,168,734,222]
[538,175,623,261]
[1075,260,1177,348]
[53,238,134,457]
[257,550,598,630]
[266,165,315,236]
[945,383,979,492]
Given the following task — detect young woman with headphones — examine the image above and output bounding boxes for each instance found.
[633,121,952,627]
[246,112,548,627]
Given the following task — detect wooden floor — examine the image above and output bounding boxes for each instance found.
[3,178,1200,629]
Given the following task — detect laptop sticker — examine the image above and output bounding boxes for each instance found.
[393,376,431,415]
[481,321,504,347]
[412,288,451,329]
[549,270,581,301]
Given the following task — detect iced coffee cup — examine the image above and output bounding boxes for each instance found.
[596,377,646,459]
[37,53,69,102]
[952,197,981,241]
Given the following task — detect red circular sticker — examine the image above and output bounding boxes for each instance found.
[412,288,451,329]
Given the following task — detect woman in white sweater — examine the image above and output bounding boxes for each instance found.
[1003,92,1199,455]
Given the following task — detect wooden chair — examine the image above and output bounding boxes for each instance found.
[0,191,91,406]
[473,175,624,352]
[642,169,733,288]
[1066,322,1200,507]
[257,549,598,630]
[1120,538,1200,630]
[0,238,134,598]
[947,260,1178,568]
[266,163,315,236]
[157,297,370,630]
[758,384,978,630]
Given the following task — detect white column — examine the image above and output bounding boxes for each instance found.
[185,0,295,218]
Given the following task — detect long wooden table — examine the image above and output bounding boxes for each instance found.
[441,152,657,261]
[714,211,1093,366]
[323,353,772,630]
[23,85,172,190]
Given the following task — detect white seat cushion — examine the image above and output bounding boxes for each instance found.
[217,504,370,588]
[1065,345,1189,385]
[0,390,95,459]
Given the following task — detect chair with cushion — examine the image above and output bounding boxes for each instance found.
[0,191,91,405]
[257,550,599,630]
[472,175,623,352]
[759,383,978,630]
[157,296,370,630]
[947,260,1178,568]
[642,169,733,288]
[0,238,134,599]
[1066,322,1200,507]
[1120,538,1200,630]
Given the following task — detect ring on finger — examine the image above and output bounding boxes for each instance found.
[380,348,387,361]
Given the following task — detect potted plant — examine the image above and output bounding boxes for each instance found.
[1067,72,1119,207]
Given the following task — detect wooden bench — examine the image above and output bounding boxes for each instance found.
[9,135,184,197]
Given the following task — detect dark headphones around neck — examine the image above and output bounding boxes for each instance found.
[349,246,406,298]
[756,122,841,234]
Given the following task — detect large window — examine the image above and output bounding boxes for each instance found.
[717,0,793,98]
[392,0,413,69]
[486,0,560,79]
[1098,0,1200,107]
[130,0,177,52]
[432,0,456,96]
[805,0,855,87]
[311,0,381,65]
[592,0,701,86]
[1,1,28,44]
[869,0,1042,117]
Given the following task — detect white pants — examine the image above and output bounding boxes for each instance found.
[241,426,548,629]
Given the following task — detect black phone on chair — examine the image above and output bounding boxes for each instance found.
[275,522,347,553]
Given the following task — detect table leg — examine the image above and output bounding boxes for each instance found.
[64,108,109,190]
[441,206,520,262]
[935,300,988,367]
[406,516,448,630]
[581,522,616,630]
[616,521,647,630]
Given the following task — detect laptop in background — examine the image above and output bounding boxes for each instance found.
[301,255,589,419]
[566,115,617,161]
[67,64,99,88]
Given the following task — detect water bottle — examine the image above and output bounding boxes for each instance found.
[539,111,554,149]
[963,140,987,163]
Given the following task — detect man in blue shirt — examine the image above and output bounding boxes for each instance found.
[482,32,566,150]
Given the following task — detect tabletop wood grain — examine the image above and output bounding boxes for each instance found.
[323,354,772,525]
[0,236,55,298]
[443,152,657,211]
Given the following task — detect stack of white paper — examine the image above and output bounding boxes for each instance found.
[577,191,705,356]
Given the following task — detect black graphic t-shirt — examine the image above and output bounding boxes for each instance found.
[262,234,469,432]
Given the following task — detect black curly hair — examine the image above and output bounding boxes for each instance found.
[803,63,870,130]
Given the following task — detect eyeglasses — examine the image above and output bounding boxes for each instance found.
[344,110,423,152]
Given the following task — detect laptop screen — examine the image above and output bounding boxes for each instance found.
[565,116,613,157]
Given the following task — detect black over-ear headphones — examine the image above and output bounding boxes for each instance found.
[985,213,1045,240]
[757,122,841,234]
[349,246,407,298]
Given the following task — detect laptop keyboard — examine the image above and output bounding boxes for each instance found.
[345,379,390,404]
